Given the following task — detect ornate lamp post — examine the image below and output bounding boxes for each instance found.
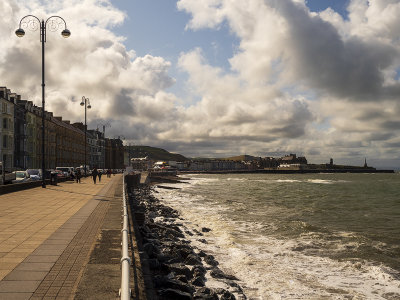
[16,15,70,188]
[80,96,91,176]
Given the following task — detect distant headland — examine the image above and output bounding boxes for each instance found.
[125,146,395,174]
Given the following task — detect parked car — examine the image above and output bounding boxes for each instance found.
[53,169,65,179]
[56,167,75,180]
[0,162,16,184]
[12,171,30,183]
[25,169,41,181]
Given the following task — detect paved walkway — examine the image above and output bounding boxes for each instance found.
[0,175,122,299]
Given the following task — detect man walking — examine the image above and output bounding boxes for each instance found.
[92,168,98,184]
[76,168,81,183]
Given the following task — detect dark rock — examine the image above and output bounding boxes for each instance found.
[193,229,203,236]
[198,239,208,244]
[154,275,168,288]
[167,263,193,279]
[193,287,218,300]
[192,265,207,277]
[191,276,205,287]
[143,242,159,258]
[185,254,202,265]
[158,288,192,300]
[177,247,194,259]
[201,227,212,232]
[204,255,219,266]
[198,250,207,257]
[220,290,236,300]
[210,268,238,281]
[175,275,188,284]
[157,253,174,262]
[164,278,195,294]
[146,258,160,270]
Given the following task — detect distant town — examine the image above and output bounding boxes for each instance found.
[128,146,393,174]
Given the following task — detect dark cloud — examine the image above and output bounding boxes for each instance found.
[275,0,398,101]
[110,88,135,116]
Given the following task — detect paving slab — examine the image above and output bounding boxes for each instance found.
[0,175,122,299]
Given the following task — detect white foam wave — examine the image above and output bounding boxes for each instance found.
[276,179,302,183]
[154,185,400,299]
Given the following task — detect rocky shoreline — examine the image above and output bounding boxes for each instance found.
[127,182,247,300]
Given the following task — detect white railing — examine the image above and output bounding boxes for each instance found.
[120,175,131,299]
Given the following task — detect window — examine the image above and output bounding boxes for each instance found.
[3,135,7,148]
[3,118,7,129]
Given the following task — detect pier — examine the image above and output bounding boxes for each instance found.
[0,174,145,299]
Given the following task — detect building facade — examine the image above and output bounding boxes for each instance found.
[0,87,15,171]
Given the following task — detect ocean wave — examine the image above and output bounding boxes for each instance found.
[154,185,400,299]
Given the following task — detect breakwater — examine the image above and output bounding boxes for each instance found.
[126,180,246,299]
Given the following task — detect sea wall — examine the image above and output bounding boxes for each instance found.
[125,177,246,299]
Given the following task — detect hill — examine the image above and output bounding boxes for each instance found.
[125,145,187,162]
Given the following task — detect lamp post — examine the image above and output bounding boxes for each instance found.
[16,15,70,188]
[80,96,91,176]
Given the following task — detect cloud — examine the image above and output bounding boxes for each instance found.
[175,0,400,167]
[2,0,400,168]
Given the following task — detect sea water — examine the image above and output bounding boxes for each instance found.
[154,173,400,299]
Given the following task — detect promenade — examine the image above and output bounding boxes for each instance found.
[0,174,124,299]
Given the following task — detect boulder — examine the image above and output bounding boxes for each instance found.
[185,254,202,266]
[204,255,219,266]
[158,288,192,300]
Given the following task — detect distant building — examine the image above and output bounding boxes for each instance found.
[260,157,279,169]
[0,87,15,171]
[277,153,308,170]
[131,157,151,170]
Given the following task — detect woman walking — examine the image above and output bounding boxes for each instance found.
[92,168,98,184]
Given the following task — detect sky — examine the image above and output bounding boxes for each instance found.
[1,0,400,169]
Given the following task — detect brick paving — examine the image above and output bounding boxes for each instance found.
[0,175,122,299]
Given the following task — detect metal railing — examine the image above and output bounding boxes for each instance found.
[120,174,131,299]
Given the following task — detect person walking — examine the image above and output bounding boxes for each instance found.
[76,168,81,183]
[92,168,98,184]
[98,169,102,182]
[107,168,111,178]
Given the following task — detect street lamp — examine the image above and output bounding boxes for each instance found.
[16,15,70,188]
[80,96,91,176]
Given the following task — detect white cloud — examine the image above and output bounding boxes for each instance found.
[2,0,400,167]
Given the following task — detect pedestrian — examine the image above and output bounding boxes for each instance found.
[92,168,98,184]
[107,168,111,178]
[76,168,81,183]
[98,169,102,182]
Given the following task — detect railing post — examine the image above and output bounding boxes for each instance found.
[120,174,131,299]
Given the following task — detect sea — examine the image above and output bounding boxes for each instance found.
[154,173,400,300]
